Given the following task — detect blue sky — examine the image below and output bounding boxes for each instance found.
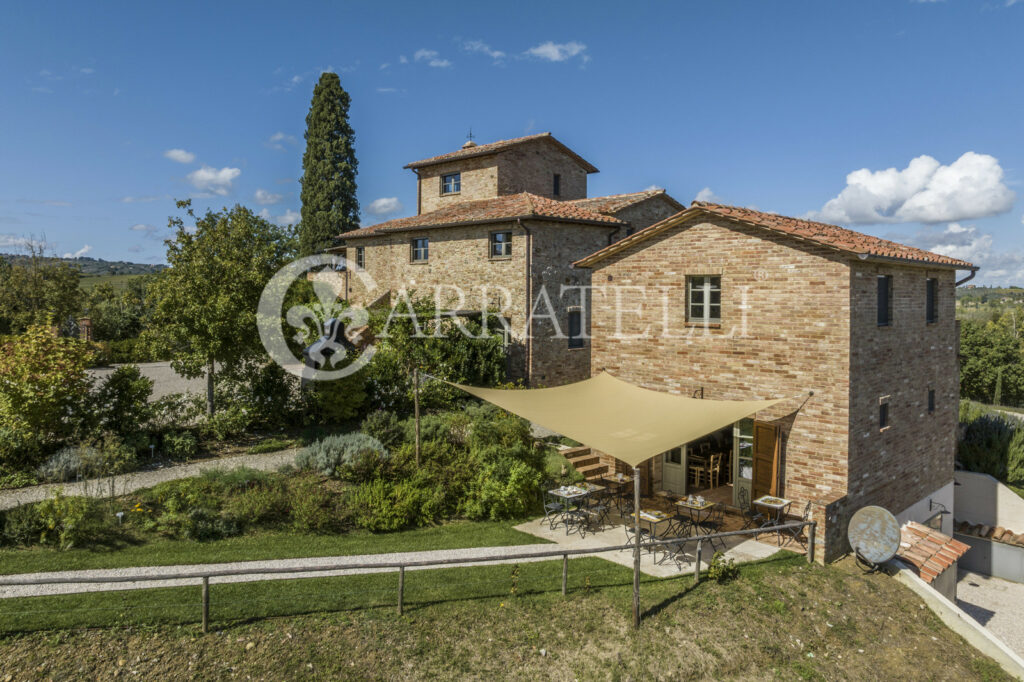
[1,0,1022,283]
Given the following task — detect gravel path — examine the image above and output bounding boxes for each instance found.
[0,543,557,599]
[957,569,1024,657]
[0,449,300,511]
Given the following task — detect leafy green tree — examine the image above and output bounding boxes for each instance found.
[146,201,295,415]
[299,72,359,256]
[960,316,1024,406]
[366,294,507,414]
[0,325,95,463]
[84,276,153,341]
[0,245,82,335]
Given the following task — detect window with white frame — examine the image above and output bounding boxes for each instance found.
[355,246,365,269]
[411,237,429,262]
[441,172,461,195]
[687,275,721,324]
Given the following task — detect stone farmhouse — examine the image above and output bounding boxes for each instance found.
[573,201,976,560]
[334,133,976,560]
[333,133,683,385]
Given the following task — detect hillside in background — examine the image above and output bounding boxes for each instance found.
[0,253,165,277]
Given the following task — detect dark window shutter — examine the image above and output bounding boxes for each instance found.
[877,276,890,326]
[926,278,937,323]
[568,310,583,348]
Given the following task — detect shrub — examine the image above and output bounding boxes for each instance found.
[0,465,37,490]
[302,373,368,426]
[36,446,95,483]
[959,412,1015,479]
[288,476,335,532]
[348,479,418,532]
[707,551,739,583]
[199,405,251,441]
[162,430,199,459]
[148,392,205,432]
[183,508,240,541]
[295,432,389,481]
[201,466,273,494]
[361,410,403,449]
[214,361,301,430]
[36,489,97,550]
[462,447,543,521]
[223,483,290,527]
[0,422,39,470]
[246,437,298,454]
[1,504,43,546]
[93,365,154,437]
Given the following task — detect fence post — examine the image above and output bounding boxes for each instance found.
[632,467,641,629]
[201,576,209,633]
[693,541,702,585]
[807,522,817,564]
[561,554,568,596]
[398,566,405,615]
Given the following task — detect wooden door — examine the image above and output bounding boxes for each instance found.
[751,421,780,501]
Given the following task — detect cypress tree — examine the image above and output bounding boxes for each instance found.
[299,72,359,256]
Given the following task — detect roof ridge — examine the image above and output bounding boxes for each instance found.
[569,189,664,203]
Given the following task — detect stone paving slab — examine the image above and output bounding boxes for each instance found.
[957,569,1024,657]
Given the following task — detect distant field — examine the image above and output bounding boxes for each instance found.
[79,273,147,291]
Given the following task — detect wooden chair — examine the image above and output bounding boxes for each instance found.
[736,486,766,530]
[707,453,723,488]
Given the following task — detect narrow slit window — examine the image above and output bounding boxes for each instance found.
[567,309,583,348]
[926,278,937,324]
[355,246,365,269]
[879,397,891,430]
[928,389,936,414]
[553,173,561,197]
[877,275,893,326]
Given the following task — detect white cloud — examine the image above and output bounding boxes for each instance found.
[259,208,272,221]
[276,209,300,226]
[130,223,159,239]
[645,184,665,192]
[0,234,46,250]
[695,187,722,203]
[399,55,409,64]
[255,189,283,205]
[265,132,297,150]
[414,49,452,68]
[524,41,588,62]
[18,199,71,207]
[291,75,302,85]
[79,67,95,75]
[62,244,92,259]
[376,87,398,94]
[811,152,1015,225]
[906,222,1022,283]
[366,197,403,216]
[463,40,505,61]
[186,165,241,196]
[379,62,390,70]
[30,86,53,94]
[164,148,196,164]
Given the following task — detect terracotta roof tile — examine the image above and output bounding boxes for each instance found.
[403,132,599,173]
[897,521,971,584]
[568,189,685,214]
[574,201,976,270]
[339,192,624,239]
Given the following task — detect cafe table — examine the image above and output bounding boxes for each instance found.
[548,484,604,535]
[753,495,793,545]
[675,498,715,536]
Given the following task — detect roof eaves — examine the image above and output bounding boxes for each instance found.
[344,213,624,238]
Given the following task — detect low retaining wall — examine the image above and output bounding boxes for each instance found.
[957,533,1024,585]
[955,471,1024,534]
[891,559,1024,679]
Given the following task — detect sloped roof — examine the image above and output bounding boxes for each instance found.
[403,133,599,173]
[339,192,624,239]
[897,521,971,584]
[568,189,685,214]
[574,201,976,269]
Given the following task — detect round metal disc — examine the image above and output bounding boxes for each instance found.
[847,506,900,565]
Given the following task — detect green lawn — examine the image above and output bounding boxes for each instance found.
[0,520,546,576]
[0,553,1009,680]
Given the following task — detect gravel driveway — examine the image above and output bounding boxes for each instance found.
[0,449,299,511]
[88,362,206,401]
[957,569,1024,657]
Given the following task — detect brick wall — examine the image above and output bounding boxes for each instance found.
[496,140,588,200]
[846,263,959,522]
[586,215,854,560]
[607,195,682,239]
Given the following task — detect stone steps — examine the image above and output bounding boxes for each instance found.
[562,446,607,480]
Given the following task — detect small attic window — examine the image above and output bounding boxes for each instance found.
[553,173,561,197]
[441,173,461,195]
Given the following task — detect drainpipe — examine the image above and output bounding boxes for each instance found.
[520,217,534,386]
[955,268,979,287]
[413,169,422,215]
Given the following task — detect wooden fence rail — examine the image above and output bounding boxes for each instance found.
[0,521,815,633]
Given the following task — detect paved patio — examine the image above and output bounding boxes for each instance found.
[515,494,798,578]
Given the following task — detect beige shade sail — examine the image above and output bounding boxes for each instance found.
[446,372,787,468]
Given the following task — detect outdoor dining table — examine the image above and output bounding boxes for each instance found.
[753,495,793,544]
[548,483,605,535]
[675,498,715,536]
